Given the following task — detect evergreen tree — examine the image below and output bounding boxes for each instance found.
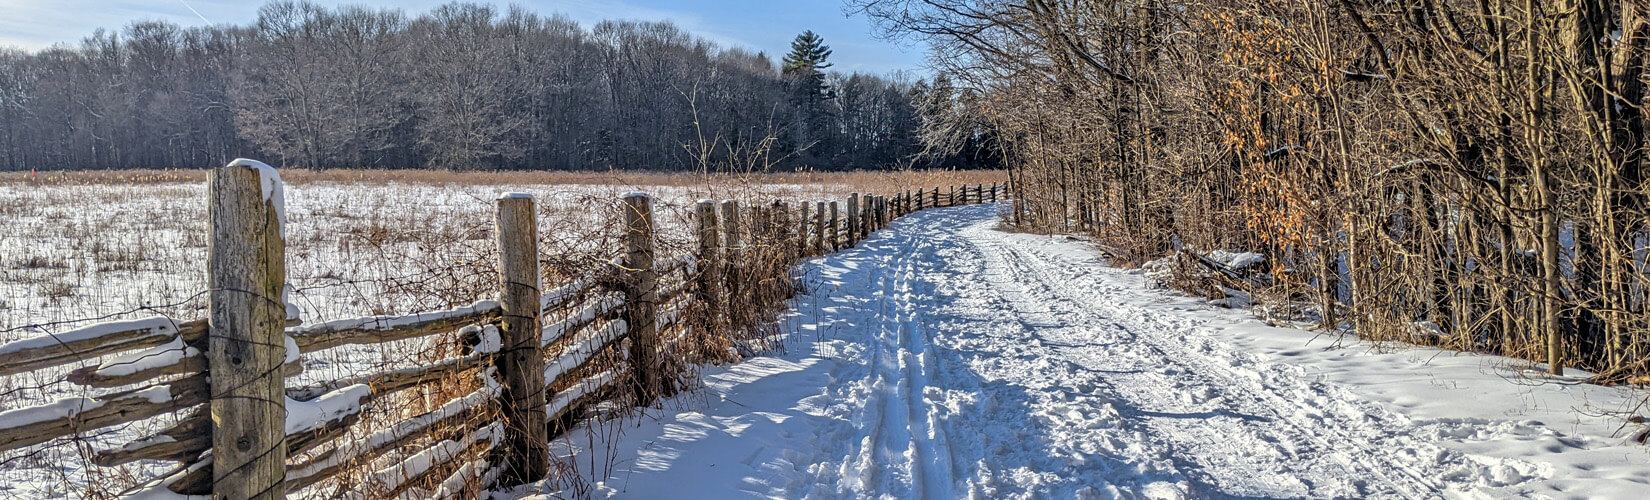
[782,31,835,166]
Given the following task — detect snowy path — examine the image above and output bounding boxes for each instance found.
[565,205,1650,499]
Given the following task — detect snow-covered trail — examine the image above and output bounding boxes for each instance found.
[568,204,1650,499]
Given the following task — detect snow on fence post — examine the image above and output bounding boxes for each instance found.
[814,201,828,254]
[625,193,664,404]
[847,193,860,247]
[207,160,289,500]
[492,193,551,487]
[695,200,724,357]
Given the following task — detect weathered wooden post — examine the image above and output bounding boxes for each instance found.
[720,200,742,325]
[847,193,861,247]
[864,198,877,232]
[991,183,998,202]
[975,184,983,204]
[930,187,939,208]
[207,161,288,500]
[828,201,840,251]
[948,186,955,207]
[623,193,662,404]
[797,201,811,258]
[720,200,741,253]
[492,193,551,486]
[814,201,828,254]
[864,197,877,239]
[695,200,723,350]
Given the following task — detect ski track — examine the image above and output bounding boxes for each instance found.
[790,204,1558,500]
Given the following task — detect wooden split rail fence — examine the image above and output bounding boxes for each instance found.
[0,161,1005,499]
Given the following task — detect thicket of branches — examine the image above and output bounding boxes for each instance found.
[0,1,995,172]
[864,0,1650,381]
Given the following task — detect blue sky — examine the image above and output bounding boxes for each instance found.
[0,0,928,74]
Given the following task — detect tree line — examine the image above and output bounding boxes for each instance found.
[865,0,1650,381]
[0,1,997,172]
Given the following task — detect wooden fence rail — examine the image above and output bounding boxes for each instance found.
[0,161,1004,499]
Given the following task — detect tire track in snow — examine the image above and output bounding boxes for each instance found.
[792,204,1544,499]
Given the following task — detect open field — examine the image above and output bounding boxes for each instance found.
[0,168,1003,498]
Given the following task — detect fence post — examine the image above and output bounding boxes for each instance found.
[796,201,811,258]
[814,201,827,254]
[695,200,722,355]
[207,161,288,500]
[719,200,742,328]
[864,197,877,239]
[492,193,551,487]
[847,193,860,247]
[623,193,662,404]
[991,183,998,202]
[864,198,877,232]
[829,201,840,251]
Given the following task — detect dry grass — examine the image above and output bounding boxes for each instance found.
[0,168,1006,190]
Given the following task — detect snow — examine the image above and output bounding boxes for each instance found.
[542,320,627,385]
[291,299,500,335]
[0,397,103,430]
[623,192,652,200]
[541,278,593,312]
[541,294,624,347]
[283,335,300,365]
[92,336,197,378]
[1205,249,1264,271]
[286,383,371,435]
[498,192,535,200]
[283,284,300,323]
[550,204,1650,499]
[0,316,177,357]
[469,324,501,354]
[546,370,619,419]
[364,422,500,497]
[132,386,172,405]
[291,386,496,481]
[226,158,284,233]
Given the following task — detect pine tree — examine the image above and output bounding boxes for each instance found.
[782,31,835,166]
[782,30,833,74]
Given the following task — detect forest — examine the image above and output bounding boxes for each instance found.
[860,0,1650,382]
[0,1,996,172]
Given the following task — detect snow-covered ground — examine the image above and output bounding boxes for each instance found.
[559,203,1650,499]
[0,179,864,498]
